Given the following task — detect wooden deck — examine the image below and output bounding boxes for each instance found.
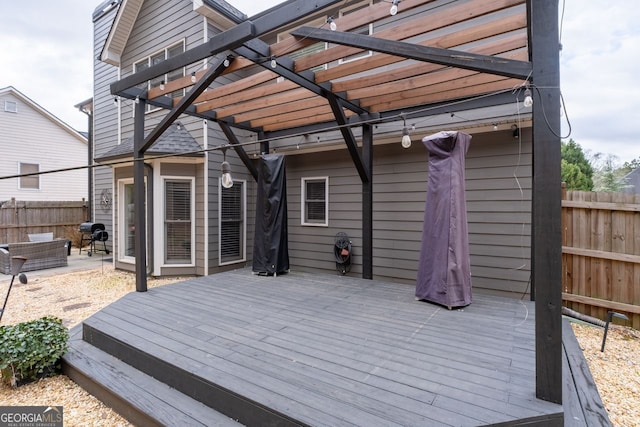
[63,269,581,426]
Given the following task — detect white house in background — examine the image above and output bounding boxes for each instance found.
[0,86,88,202]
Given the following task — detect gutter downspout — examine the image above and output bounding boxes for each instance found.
[77,105,93,221]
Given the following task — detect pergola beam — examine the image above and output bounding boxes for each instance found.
[219,122,259,181]
[326,94,370,183]
[140,55,234,153]
[234,40,368,116]
[291,27,532,80]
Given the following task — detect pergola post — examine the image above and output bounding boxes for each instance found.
[362,124,373,280]
[134,99,148,292]
[530,0,562,404]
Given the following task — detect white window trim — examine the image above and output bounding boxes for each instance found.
[118,178,147,264]
[162,176,195,268]
[132,40,186,114]
[18,162,40,190]
[337,1,373,64]
[4,100,18,113]
[301,176,329,227]
[218,178,247,266]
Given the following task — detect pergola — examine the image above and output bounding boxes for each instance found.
[109,0,561,404]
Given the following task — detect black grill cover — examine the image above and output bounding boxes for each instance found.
[252,154,289,275]
[80,222,105,233]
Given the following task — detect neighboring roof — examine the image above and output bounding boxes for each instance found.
[95,122,204,163]
[0,86,87,144]
[621,168,640,193]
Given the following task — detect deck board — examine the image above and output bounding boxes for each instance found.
[75,269,565,426]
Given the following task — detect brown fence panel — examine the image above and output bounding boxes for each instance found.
[562,189,640,329]
[0,199,88,244]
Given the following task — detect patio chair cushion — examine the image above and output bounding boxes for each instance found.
[28,232,54,242]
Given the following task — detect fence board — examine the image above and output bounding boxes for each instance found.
[0,199,88,244]
[562,190,640,329]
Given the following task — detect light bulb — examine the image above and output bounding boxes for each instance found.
[401,128,411,149]
[159,80,165,91]
[223,59,230,67]
[221,161,233,188]
[523,88,533,108]
[328,17,337,31]
[135,97,140,104]
[270,58,277,68]
[390,0,399,16]
[191,72,197,83]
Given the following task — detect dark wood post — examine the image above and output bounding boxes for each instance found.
[362,124,373,279]
[134,99,148,292]
[530,0,562,404]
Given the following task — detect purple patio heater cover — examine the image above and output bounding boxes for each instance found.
[415,131,472,308]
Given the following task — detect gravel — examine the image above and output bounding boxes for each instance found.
[1,266,638,426]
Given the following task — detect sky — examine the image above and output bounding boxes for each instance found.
[1,0,638,163]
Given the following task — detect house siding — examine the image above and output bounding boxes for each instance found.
[285,129,532,296]
[92,2,121,250]
[0,90,87,202]
[95,0,257,275]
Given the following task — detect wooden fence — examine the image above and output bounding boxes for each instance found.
[562,189,640,329]
[0,199,88,244]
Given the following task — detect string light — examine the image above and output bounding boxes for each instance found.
[159,80,165,91]
[327,17,337,31]
[270,56,277,69]
[401,117,411,149]
[191,72,197,83]
[390,0,400,16]
[523,87,533,108]
[220,148,233,188]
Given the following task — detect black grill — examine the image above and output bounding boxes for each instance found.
[79,222,110,256]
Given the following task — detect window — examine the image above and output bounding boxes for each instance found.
[133,41,185,111]
[118,179,146,261]
[338,3,373,64]
[277,16,327,76]
[164,179,193,265]
[219,180,245,265]
[4,101,17,113]
[19,163,39,189]
[301,177,329,226]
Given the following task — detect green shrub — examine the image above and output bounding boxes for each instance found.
[0,316,69,387]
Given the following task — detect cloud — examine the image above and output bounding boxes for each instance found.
[560,0,640,162]
[1,0,638,165]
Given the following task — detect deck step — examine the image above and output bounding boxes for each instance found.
[62,327,242,427]
[80,317,307,427]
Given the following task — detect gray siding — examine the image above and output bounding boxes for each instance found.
[93,4,121,250]
[285,129,532,296]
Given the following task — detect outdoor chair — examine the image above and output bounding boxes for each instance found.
[0,239,68,274]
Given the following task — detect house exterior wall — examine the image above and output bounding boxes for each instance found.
[0,89,87,202]
[94,0,256,276]
[285,129,532,297]
[92,2,121,249]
